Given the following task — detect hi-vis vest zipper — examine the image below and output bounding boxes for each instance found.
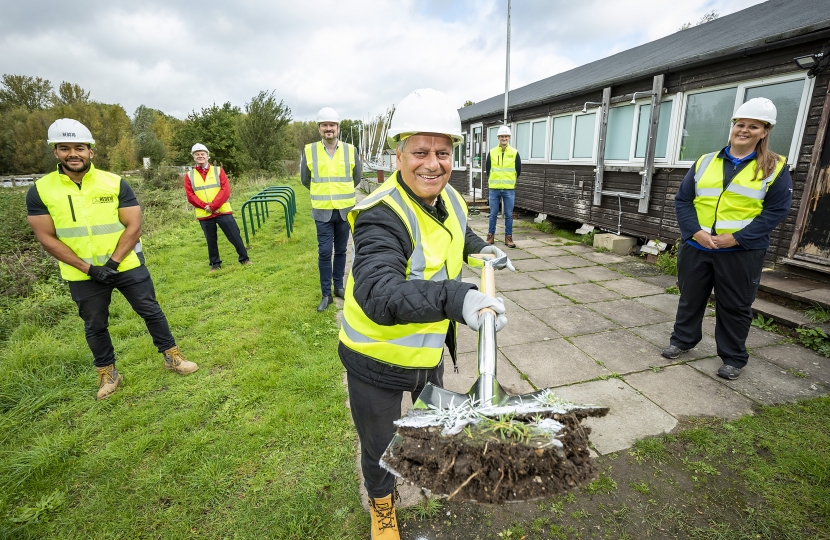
[35,164,142,281]
[693,152,786,235]
[189,165,232,218]
[488,145,518,189]
[339,172,468,368]
[304,141,357,214]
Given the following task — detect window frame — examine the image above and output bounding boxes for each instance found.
[453,131,467,170]
[673,72,813,167]
[547,109,600,164]
[511,117,549,162]
[598,98,678,165]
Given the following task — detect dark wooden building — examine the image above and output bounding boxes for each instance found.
[453,0,830,271]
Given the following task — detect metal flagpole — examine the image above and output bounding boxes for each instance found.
[504,0,511,126]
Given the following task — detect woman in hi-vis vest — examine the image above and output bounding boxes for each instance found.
[664,97,792,381]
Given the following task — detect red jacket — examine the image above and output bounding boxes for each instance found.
[184,166,232,220]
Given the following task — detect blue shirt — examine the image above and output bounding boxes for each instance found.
[674,147,793,252]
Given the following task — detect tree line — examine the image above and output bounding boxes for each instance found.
[0,74,369,178]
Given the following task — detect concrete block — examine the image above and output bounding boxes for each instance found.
[594,233,638,255]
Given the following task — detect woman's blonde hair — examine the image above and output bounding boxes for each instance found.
[731,121,780,180]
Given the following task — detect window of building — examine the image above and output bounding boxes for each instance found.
[678,87,736,161]
[605,104,636,160]
[573,113,597,159]
[550,115,571,160]
[514,119,548,159]
[453,132,467,169]
[634,101,673,159]
[744,79,808,161]
[488,126,500,150]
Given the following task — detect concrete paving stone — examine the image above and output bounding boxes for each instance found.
[553,380,678,455]
[628,321,719,360]
[502,249,537,260]
[573,265,625,282]
[503,288,573,310]
[639,274,678,289]
[625,365,755,420]
[689,356,828,405]
[580,251,628,265]
[462,265,480,278]
[553,282,623,303]
[533,304,621,336]
[751,297,810,327]
[496,310,561,347]
[606,260,665,278]
[525,269,588,286]
[570,330,666,374]
[635,293,680,315]
[699,317,785,349]
[496,272,545,291]
[793,287,830,309]
[601,278,667,298]
[456,324,478,354]
[511,238,548,249]
[759,271,823,295]
[512,257,557,273]
[500,338,611,388]
[589,299,675,328]
[462,276,478,286]
[539,237,568,246]
[444,351,535,396]
[752,343,830,386]
[560,244,595,254]
[545,255,596,269]
[525,246,570,258]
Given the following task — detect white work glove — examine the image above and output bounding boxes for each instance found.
[479,245,516,271]
[462,290,507,332]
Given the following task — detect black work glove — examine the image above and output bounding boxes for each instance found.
[104,258,121,271]
[87,264,118,284]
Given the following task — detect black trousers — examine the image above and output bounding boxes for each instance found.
[670,242,766,368]
[68,265,176,368]
[346,365,443,498]
[199,214,249,267]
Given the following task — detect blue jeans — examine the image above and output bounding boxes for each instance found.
[315,212,350,297]
[488,188,515,235]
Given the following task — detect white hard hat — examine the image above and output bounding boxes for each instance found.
[316,107,340,124]
[497,125,512,137]
[191,143,209,155]
[47,118,95,146]
[387,88,464,148]
[732,97,777,126]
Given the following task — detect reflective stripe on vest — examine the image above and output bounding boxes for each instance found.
[692,152,786,235]
[488,145,518,189]
[190,165,232,218]
[35,164,142,281]
[306,141,357,210]
[339,172,468,368]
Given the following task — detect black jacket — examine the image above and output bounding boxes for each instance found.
[339,181,487,391]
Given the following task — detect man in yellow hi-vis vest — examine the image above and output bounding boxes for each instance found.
[301,107,362,311]
[184,143,250,272]
[26,119,198,400]
[484,125,521,248]
[338,89,514,540]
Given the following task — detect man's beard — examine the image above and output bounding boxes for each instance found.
[62,158,91,173]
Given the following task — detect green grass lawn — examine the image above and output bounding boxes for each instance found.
[0,176,366,539]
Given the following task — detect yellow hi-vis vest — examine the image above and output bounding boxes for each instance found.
[488,145,518,189]
[35,164,142,281]
[693,152,787,235]
[189,165,232,218]
[339,172,469,369]
[304,141,357,210]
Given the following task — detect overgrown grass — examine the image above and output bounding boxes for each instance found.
[0,175,366,538]
[532,220,595,245]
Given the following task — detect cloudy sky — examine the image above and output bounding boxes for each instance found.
[2,0,764,122]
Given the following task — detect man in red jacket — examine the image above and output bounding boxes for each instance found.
[184,143,251,272]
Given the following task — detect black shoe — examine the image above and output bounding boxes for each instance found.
[209,265,221,273]
[317,295,333,312]
[661,345,688,359]
[334,288,345,299]
[717,364,742,380]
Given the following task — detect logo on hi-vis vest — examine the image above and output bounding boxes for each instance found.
[92,196,115,204]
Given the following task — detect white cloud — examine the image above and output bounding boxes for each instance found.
[1,0,765,121]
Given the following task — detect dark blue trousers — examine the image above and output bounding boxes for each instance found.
[315,212,350,297]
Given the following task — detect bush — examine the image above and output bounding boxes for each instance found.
[0,248,59,298]
[656,241,679,276]
[0,189,38,256]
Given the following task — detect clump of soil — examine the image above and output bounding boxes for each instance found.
[382,407,608,503]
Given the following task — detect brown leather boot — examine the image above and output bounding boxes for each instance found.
[486,233,494,245]
[369,492,399,539]
[163,346,199,374]
[95,364,122,400]
[505,234,516,248]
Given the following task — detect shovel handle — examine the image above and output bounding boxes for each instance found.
[479,265,497,316]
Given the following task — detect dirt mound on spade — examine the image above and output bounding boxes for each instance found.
[382,408,608,503]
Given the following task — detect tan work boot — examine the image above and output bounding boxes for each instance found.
[505,234,516,248]
[369,493,399,539]
[95,364,122,400]
[486,233,494,245]
[162,346,199,374]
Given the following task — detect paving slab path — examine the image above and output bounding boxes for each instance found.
[340,197,830,509]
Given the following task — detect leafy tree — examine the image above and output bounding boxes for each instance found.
[238,90,292,171]
[288,120,322,158]
[172,102,244,176]
[133,105,167,166]
[678,10,718,31]
[54,82,90,105]
[339,119,363,148]
[0,74,54,111]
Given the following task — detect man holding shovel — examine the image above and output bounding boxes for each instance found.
[338,89,514,539]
